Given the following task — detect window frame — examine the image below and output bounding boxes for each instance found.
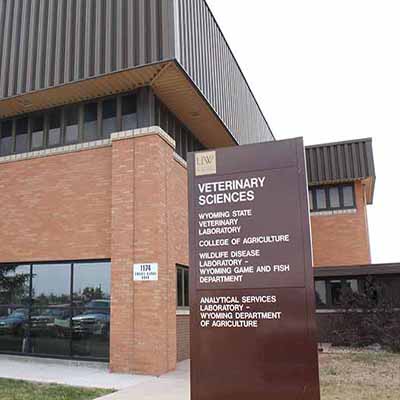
[29,112,46,151]
[46,108,64,148]
[315,277,363,309]
[0,119,15,156]
[0,259,111,361]
[0,90,205,161]
[176,264,189,309]
[309,183,356,212]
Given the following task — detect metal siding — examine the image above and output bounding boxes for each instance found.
[54,0,65,85]
[305,139,375,186]
[126,0,134,66]
[174,0,273,145]
[1,0,270,146]
[0,0,14,97]
[0,2,5,72]
[94,0,103,75]
[45,0,56,87]
[0,0,174,99]
[35,0,48,90]
[64,0,74,83]
[16,0,30,93]
[365,140,375,178]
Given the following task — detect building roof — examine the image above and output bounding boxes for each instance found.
[305,138,376,203]
[0,0,273,148]
[314,263,400,278]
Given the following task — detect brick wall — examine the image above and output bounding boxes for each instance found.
[0,129,189,375]
[310,181,371,267]
[0,147,111,263]
[109,130,189,375]
[177,314,190,361]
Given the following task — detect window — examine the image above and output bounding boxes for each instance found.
[330,280,343,306]
[72,262,111,360]
[121,94,137,131]
[343,185,355,207]
[315,188,327,210]
[177,265,189,308]
[344,279,358,293]
[309,184,355,211]
[0,120,13,156]
[83,103,98,141]
[329,187,340,209]
[315,278,362,309]
[15,119,29,154]
[181,129,187,160]
[64,105,79,144]
[0,261,111,360]
[308,189,314,211]
[315,281,327,307]
[31,264,71,357]
[48,110,61,147]
[0,91,203,162]
[31,115,44,150]
[0,264,30,353]
[102,99,117,138]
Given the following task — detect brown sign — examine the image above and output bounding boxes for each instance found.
[188,138,320,400]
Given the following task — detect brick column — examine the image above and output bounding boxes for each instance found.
[110,128,179,375]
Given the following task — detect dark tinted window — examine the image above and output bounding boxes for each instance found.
[121,95,137,130]
[177,265,189,308]
[343,185,355,207]
[30,264,71,357]
[184,269,189,308]
[0,265,31,307]
[0,92,201,161]
[309,184,356,212]
[72,262,111,360]
[316,188,327,210]
[73,262,111,303]
[32,264,71,305]
[329,187,340,209]
[0,265,31,353]
[65,106,79,144]
[15,119,29,154]
[331,280,343,306]
[315,281,327,307]
[0,120,13,156]
[48,110,61,147]
[31,115,44,150]
[308,189,314,211]
[84,103,98,141]
[0,261,111,360]
[181,130,187,160]
[102,99,117,138]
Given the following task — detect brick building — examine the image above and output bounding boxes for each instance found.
[0,0,388,374]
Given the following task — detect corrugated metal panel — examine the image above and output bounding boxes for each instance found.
[305,138,375,185]
[174,0,274,145]
[0,0,273,146]
[0,0,175,99]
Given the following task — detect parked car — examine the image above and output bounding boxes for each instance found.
[72,300,110,338]
[0,308,28,335]
[30,306,71,335]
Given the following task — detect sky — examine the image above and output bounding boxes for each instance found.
[207,0,400,264]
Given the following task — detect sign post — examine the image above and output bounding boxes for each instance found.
[188,138,320,400]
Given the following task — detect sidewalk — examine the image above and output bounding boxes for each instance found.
[94,360,190,400]
[0,354,153,390]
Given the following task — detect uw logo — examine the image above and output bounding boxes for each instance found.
[195,151,216,176]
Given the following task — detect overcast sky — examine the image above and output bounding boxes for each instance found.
[207,0,399,264]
